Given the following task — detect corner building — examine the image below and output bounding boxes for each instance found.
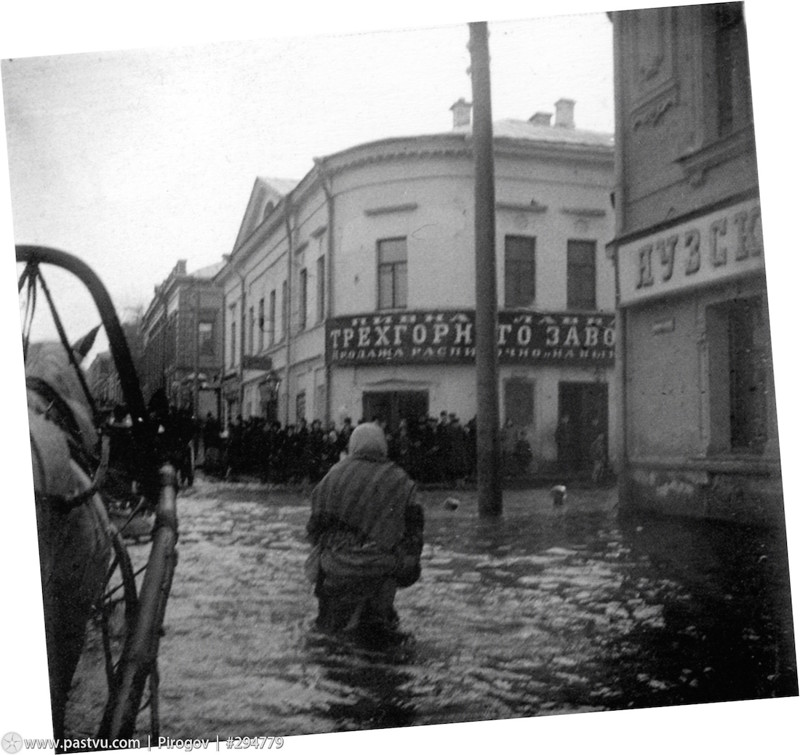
[217,101,617,474]
[609,4,781,524]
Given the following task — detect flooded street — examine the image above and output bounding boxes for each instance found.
[148,474,797,738]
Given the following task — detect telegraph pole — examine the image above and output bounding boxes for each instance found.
[470,21,502,517]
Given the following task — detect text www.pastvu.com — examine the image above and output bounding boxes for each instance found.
[2,734,284,753]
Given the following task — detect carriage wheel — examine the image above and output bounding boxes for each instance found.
[61,528,160,742]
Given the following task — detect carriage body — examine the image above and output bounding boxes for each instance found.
[19,245,179,746]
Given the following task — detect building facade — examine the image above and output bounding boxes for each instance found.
[217,101,617,473]
[141,258,224,417]
[609,4,781,523]
[86,351,123,411]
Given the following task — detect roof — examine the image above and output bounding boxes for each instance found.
[254,176,300,196]
[452,118,614,148]
[191,260,225,279]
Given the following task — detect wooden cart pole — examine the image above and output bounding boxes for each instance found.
[469,22,503,517]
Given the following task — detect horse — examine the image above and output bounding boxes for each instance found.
[26,339,114,741]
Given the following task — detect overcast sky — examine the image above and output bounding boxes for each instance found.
[2,1,800,751]
[2,8,615,337]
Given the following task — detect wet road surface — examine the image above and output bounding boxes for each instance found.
[139,474,797,737]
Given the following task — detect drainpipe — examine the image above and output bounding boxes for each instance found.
[283,199,294,427]
[315,157,335,425]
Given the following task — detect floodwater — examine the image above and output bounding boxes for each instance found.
[133,475,796,737]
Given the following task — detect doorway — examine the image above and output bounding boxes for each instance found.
[362,390,429,431]
[557,382,608,471]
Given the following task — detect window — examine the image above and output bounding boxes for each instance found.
[504,235,536,308]
[229,317,237,369]
[296,391,306,423]
[198,321,214,357]
[316,255,326,322]
[728,298,768,452]
[257,297,264,352]
[567,240,597,310]
[377,237,408,310]
[714,3,753,138]
[248,305,254,355]
[299,268,308,331]
[706,296,770,454]
[504,378,534,428]
[268,289,276,346]
[281,280,288,341]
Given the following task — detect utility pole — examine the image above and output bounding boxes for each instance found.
[470,21,503,517]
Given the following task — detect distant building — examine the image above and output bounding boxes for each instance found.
[86,351,123,411]
[608,4,780,524]
[140,258,224,417]
[216,101,617,474]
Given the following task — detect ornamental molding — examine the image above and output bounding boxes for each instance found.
[630,80,679,131]
[496,200,548,214]
[561,207,607,218]
[364,202,419,217]
[675,125,756,188]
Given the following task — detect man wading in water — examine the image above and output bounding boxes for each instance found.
[305,422,424,639]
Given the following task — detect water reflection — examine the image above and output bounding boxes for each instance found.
[150,479,796,737]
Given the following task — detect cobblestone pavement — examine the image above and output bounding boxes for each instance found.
[122,474,796,738]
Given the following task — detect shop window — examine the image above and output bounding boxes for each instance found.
[377,237,408,310]
[706,296,769,454]
[504,235,536,308]
[567,239,597,310]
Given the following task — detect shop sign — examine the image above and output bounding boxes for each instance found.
[616,198,763,306]
[326,310,615,366]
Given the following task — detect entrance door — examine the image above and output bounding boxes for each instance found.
[557,382,608,471]
[362,391,429,431]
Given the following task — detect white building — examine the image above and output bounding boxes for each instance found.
[216,100,617,473]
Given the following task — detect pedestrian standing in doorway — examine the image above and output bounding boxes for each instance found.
[305,422,424,639]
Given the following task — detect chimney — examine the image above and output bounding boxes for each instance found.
[554,98,575,128]
[529,111,552,126]
[174,259,187,276]
[450,97,472,129]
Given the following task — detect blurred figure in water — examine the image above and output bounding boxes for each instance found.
[305,422,424,639]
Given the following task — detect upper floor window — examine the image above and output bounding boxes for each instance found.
[377,237,407,310]
[248,305,255,355]
[316,255,326,323]
[299,268,308,331]
[198,321,214,357]
[714,3,753,138]
[281,280,288,340]
[567,239,597,310]
[504,235,536,308]
[229,318,237,369]
[257,297,265,352]
[268,289,276,346]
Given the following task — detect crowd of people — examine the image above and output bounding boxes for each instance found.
[200,411,480,485]
[103,395,609,491]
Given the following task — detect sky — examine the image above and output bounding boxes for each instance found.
[2,7,615,337]
[2,1,800,753]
